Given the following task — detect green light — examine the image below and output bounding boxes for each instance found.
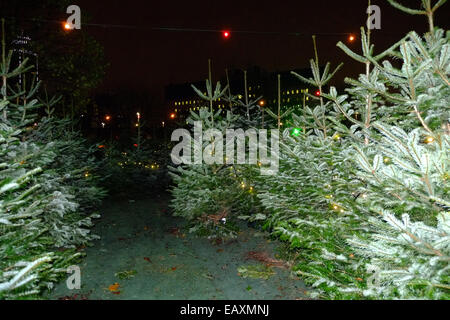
[291,128,302,137]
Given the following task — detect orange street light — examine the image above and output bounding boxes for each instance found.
[105,115,111,121]
[63,22,72,30]
[170,113,176,119]
[348,34,356,42]
[259,100,266,107]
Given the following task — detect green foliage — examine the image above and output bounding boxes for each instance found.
[170,0,450,299]
[1,21,105,298]
[115,270,137,280]
[237,264,275,280]
[30,115,106,247]
[256,7,449,299]
[168,0,449,300]
[255,117,368,299]
[169,108,258,239]
[102,140,170,197]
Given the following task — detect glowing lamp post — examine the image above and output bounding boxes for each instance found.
[136,112,141,150]
[259,100,266,127]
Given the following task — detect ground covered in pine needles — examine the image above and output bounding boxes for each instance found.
[46,194,307,300]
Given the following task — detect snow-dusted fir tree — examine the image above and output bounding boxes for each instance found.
[325,0,450,299]
[169,76,262,238]
[255,0,448,299]
[253,36,370,299]
[1,19,104,298]
[168,1,448,299]
[30,96,105,247]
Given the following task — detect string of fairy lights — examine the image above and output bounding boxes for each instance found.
[4,16,363,123]
[8,16,429,127]
[5,16,407,40]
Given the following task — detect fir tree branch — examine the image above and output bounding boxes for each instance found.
[337,42,366,64]
[387,0,426,15]
[432,0,448,12]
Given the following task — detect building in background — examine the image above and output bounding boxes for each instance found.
[164,66,321,121]
[11,31,39,87]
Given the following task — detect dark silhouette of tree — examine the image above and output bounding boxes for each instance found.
[1,0,106,117]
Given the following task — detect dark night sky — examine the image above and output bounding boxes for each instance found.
[76,0,448,99]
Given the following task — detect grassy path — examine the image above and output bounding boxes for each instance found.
[47,194,308,300]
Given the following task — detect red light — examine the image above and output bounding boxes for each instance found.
[222,31,231,39]
[134,144,138,147]
[98,145,105,149]
[315,90,321,96]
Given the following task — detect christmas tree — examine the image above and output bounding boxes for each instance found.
[169,0,449,299]
[257,0,449,299]
[0,20,105,299]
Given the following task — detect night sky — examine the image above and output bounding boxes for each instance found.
[77,0,448,99]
